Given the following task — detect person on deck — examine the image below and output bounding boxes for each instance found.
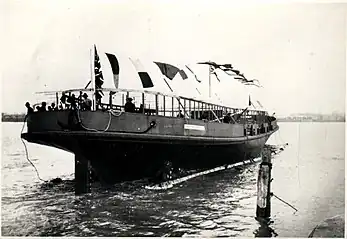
[51,103,58,111]
[139,104,144,114]
[82,93,92,110]
[223,112,232,123]
[124,98,135,113]
[25,102,34,114]
[78,91,83,108]
[200,111,208,121]
[38,102,47,112]
[60,92,68,109]
[67,94,77,110]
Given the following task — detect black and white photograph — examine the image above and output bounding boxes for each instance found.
[1,0,345,237]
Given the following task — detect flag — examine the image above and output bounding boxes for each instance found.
[154,62,186,80]
[235,77,246,80]
[249,95,252,106]
[178,69,188,79]
[198,61,220,68]
[105,53,120,88]
[198,61,234,82]
[129,58,154,88]
[210,67,220,82]
[185,65,201,83]
[198,61,233,73]
[196,61,262,86]
[154,62,179,80]
[229,69,240,75]
[94,45,104,101]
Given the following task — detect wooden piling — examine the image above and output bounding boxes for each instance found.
[256,148,272,218]
[75,154,91,195]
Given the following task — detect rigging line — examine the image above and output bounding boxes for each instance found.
[277,129,286,145]
[20,116,47,182]
[84,81,91,89]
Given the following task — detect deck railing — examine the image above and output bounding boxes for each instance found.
[35,88,271,125]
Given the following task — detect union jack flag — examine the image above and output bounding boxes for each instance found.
[94,45,104,103]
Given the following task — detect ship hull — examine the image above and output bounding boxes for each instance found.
[21,110,278,184]
[21,130,273,184]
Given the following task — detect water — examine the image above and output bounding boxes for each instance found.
[1,122,345,237]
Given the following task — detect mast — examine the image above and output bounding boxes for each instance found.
[208,63,212,98]
[90,46,96,111]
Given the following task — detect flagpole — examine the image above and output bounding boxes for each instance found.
[90,45,96,111]
[208,64,212,98]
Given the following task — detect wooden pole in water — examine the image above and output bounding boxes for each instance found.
[256,148,272,218]
[75,154,91,195]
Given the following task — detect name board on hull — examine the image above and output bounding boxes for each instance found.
[184,124,205,131]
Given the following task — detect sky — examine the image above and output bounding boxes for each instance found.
[1,0,346,116]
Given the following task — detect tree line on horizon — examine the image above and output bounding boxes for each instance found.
[2,113,26,122]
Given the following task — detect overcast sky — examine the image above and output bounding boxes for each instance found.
[1,0,346,115]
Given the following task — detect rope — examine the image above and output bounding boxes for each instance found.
[109,109,123,117]
[77,109,117,132]
[20,116,47,182]
[271,192,298,213]
[76,108,156,134]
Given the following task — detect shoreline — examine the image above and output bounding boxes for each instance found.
[308,215,345,238]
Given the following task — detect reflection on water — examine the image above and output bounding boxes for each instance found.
[1,122,345,237]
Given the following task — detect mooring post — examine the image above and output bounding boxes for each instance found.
[256,148,272,218]
[75,154,91,195]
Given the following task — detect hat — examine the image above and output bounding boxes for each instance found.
[127,97,133,101]
[83,93,88,98]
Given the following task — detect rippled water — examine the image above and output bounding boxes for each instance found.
[1,122,345,237]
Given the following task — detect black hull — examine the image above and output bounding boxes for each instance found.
[21,130,273,184]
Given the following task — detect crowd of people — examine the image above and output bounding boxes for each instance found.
[59,91,92,110]
[25,91,93,114]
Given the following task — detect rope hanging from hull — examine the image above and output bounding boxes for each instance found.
[20,115,47,182]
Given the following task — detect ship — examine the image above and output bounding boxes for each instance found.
[21,45,279,186]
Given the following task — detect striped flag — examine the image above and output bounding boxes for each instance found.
[105,53,120,88]
[129,58,154,88]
